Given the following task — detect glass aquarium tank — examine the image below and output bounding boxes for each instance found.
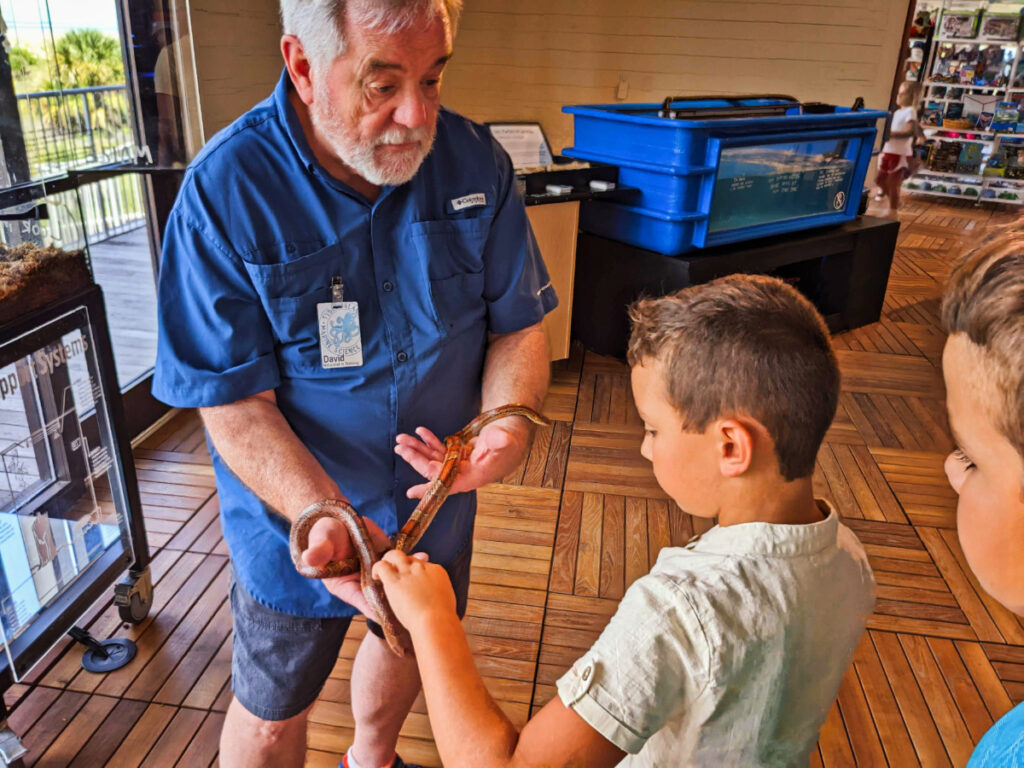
[0,182,150,686]
[709,139,857,234]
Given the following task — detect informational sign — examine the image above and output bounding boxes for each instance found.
[0,310,126,655]
[488,123,554,170]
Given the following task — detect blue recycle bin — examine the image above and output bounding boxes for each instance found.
[562,96,887,255]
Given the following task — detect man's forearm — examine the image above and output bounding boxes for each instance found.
[482,323,549,412]
[414,613,520,767]
[200,391,339,521]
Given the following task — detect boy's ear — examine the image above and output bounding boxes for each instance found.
[715,418,755,478]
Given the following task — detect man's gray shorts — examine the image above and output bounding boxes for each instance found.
[229,539,473,721]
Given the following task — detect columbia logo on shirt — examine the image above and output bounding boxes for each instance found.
[450,193,487,211]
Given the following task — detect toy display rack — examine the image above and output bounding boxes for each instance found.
[906,0,1024,205]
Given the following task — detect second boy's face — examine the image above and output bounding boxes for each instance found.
[631,359,720,518]
[942,334,1024,615]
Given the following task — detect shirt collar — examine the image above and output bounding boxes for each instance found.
[685,499,840,558]
[274,68,320,174]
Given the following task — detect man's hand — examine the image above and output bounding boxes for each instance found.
[299,514,392,615]
[394,419,530,499]
[373,550,457,634]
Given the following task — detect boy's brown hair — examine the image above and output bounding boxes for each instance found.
[627,274,839,481]
[941,232,1024,459]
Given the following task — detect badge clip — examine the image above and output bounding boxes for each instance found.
[318,276,363,369]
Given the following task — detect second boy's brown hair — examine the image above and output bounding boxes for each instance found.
[627,274,840,480]
[942,232,1024,460]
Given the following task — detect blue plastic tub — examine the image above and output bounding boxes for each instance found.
[562,97,887,254]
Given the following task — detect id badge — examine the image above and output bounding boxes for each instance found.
[317,301,363,368]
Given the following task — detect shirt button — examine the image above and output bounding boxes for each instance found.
[383,280,394,292]
[396,351,409,363]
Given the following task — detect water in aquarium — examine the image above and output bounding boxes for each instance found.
[709,139,856,233]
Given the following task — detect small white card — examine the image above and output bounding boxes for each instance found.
[317,302,363,368]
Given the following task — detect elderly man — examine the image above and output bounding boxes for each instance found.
[151,1,556,766]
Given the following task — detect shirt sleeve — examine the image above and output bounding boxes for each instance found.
[890,107,914,132]
[555,573,712,754]
[968,703,1024,768]
[481,146,558,334]
[151,182,281,408]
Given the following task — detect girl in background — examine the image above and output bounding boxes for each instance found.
[874,81,923,216]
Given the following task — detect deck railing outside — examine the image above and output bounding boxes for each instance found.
[9,84,147,248]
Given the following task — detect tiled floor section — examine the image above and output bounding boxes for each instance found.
[4,196,1023,767]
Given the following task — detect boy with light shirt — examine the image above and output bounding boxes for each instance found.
[374,275,876,767]
[940,235,1024,767]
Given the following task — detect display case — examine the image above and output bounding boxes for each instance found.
[0,181,152,764]
[0,284,152,681]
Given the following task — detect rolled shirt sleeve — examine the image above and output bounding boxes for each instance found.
[152,189,280,408]
[556,573,712,754]
[482,148,558,334]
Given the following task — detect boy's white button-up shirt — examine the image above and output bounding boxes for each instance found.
[556,503,876,767]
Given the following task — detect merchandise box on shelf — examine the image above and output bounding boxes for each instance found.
[980,11,1022,41]
[939,9,981,39]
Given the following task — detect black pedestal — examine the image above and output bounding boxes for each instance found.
[571,216,899,359]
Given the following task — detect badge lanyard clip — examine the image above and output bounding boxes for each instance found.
[319,275,363,369]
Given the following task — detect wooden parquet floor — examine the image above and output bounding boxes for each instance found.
[5,197,1022,767]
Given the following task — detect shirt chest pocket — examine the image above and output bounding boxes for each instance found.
[242,243,345,373]
[409,216,492,341]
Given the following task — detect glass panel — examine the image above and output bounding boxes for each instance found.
[1,0,136,179]
[68,177,156,387]
[0,0,196,391]
[133,0,202,166]
[0,304,131,679]
[709,139,858,234]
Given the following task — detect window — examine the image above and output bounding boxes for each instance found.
[1,0,199,434]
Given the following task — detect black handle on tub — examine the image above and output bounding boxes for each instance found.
[653,94,803,120]
[659,94,799,112]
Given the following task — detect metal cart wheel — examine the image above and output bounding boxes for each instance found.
[117,592,150,624]
[114,567,153,624]
[0,701,27,767]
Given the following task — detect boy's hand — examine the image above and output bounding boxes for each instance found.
[373,550,458,634]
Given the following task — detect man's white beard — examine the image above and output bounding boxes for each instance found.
[311,88,436,187]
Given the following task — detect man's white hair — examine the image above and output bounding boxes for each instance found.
[280,0,462,68]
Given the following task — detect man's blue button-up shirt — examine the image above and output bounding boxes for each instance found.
[152,70,557,617]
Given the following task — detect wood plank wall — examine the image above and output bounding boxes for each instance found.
[187,0,284,139]
[182,0,911,152]
[442,0,912,154]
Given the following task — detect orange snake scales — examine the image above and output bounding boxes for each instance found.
[289,404,550,655]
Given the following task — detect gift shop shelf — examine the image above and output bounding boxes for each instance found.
[907,0,1024,205]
